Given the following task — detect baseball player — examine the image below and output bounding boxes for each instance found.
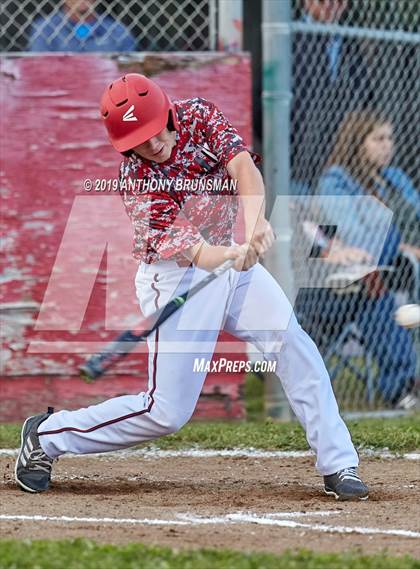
[15,73,368,501]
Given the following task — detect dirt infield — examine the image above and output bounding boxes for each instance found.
[1,451,419,557]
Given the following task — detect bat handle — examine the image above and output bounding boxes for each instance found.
[212,258,235,276]
[79,330,141,381]
[79,259,235,382]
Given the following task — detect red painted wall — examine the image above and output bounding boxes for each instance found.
[0,53,253,422]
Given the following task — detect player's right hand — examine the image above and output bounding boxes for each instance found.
[224,243,258,272]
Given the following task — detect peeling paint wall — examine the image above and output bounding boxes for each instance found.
[0,53,253,421]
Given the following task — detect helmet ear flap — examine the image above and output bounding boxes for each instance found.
[167,111,175,132]
[121,150,135,158]
[167,105,179,132]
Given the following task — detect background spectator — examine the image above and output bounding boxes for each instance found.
[322,111,420,263]
[294,110,418,406]
[28,0,136,52]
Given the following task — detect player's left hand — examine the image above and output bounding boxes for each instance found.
[224,243,259,271]
[246,217,275,258]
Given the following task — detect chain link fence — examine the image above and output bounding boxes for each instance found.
[289,0,419,414]
[0,0,216,52]
[1,0,418,416]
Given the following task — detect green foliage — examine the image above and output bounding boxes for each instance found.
[244,372,265,421]
[0,540,419,569]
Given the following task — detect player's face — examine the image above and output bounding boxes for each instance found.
[363,123,394,168]
[132,128,176,163]
[304,0,347,23]
[64,0,95,19]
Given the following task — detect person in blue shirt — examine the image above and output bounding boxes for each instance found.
[28,0,136,52]
[319,112,419,265]
[295,110,418,406]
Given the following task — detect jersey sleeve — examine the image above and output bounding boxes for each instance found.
[198,99,251,168]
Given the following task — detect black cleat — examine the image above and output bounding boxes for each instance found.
[15,407,55,493]
[324,467,369,501]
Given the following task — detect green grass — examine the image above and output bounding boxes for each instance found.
[2,373,417,452]
[0,540,418,569]
[0,423,20,448]
[152,416,420,452]
[1,416,419,452]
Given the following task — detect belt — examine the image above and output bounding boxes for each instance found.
[141,258,193,269]
[175,258,193,268]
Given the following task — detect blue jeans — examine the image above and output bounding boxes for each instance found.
[295,289,416,403]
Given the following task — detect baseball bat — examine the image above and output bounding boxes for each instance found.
[79,258,235,381]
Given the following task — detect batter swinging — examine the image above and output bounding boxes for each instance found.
[15,74,368,501]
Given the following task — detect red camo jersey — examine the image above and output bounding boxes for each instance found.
[119,97,259,264]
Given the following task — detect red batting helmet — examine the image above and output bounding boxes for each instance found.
[100,73,179,153]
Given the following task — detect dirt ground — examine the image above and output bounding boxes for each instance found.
[1,452,419,557]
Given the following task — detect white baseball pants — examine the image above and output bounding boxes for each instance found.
[38,261,358,475]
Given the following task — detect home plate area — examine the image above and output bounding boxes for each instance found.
[1,450,419,557]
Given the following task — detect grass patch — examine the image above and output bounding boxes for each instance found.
[0,540,418,569]
[244,372,265,421]
[0,423,20,448]
[159,416,420,452]
[1,416,419,452]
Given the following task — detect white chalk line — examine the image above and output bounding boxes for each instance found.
[1,448,419,460]
[1,511,419,539]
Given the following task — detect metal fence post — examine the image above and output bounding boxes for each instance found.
[208,0,218,51]
[217,0,243,51]
[262,0,294,420]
